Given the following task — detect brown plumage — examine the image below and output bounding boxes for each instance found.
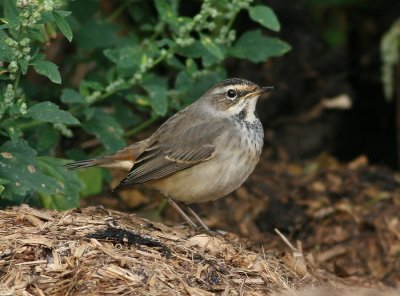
[65,107,225,188]
[65,78,273,229]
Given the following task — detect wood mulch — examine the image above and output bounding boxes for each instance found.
[0,203,398,295]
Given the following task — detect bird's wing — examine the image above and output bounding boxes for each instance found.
[116,116,226,188]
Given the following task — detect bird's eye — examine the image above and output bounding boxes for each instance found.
[226,89,237,99]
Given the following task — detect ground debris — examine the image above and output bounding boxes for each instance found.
[0,204,397,295]
[202,154,400,288]
[86,226,163,247]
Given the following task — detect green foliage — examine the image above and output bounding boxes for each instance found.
[230,30,291,62]
[0,141,61,197]
[78,168,103,198]
[381,18,400,101]
[27,102,80,124]
[248,5,280,32]
[306,0,368,48]
[52,10,72,42]
[0,0,290,209]
[32,60,61,84]
[36,156,84,210]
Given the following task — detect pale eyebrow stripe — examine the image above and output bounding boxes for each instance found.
[224,84,252,92]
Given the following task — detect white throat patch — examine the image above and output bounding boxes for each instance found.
[227,98,259,122]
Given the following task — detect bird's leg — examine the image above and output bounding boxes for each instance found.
[183,204,210,231]
[167,198,198,229]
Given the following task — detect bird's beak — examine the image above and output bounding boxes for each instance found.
[252,86,274,97]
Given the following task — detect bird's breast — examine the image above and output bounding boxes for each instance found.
[149,119,264,203]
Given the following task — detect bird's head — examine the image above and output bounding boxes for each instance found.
[199,78,273,121]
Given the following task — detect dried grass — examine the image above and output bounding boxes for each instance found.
[0,205,397,295]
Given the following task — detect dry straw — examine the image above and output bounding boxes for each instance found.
[0,205,397,295]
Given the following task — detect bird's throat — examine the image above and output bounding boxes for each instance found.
[232,99,259,123]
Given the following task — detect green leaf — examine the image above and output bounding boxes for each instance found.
[64,149,89,164]
[115,102,141,128]
[176,40,222,67]
[30,53,46,63]
[155,0,178,29]
[4,0,18,22]
[83,108,125,152]
[78,167,103,198]
[32,60,61,84]
[6,125,21,143]
[143,78,168,116]
[185,58,198,76]
[52,11,73,42]
[248,5,280,32]
[27,102,80,125]
[68,1,98,22]
[40,10,71,23]
[0,141,63,196]
[0,36,12,62]
[176,41,208,58]
[75,21,119,50]
[166,54,185,70]
[0,178,10,185]
[175,71,193,93]
[55,10,72,17]
[186,71,226,104]
[200,35,224,60]
[35,125,60,153]
[36,157,84,210]
[79,80,104,93]
[18,59,28,75]
[0,46,12,62]
[230,30,291,63]
[202,51,220,67]
[176,71,225,105]
[144,85,168,116]
[61,88,86,104]
[104,46,141,69]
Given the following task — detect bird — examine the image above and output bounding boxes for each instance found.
[66,78,273,230]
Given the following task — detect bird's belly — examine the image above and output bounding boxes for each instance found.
[149,136,262,203]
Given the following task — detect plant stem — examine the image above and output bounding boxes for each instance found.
[98,89,117,102]
[107,0,130,22]
[226,12,238,31]
[17,120,44,130]
[13,26,23,91]
[13,71,21,90]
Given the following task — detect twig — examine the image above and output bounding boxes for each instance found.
[274,228,296,251]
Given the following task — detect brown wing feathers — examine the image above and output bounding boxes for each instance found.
[165,145,215,163]
[64,141,147,170]
[115,120,222,189]
[66,110,224,190]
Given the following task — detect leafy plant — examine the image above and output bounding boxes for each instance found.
[306,0,368,48]
[0,0,291,209]
[381,18,400,101]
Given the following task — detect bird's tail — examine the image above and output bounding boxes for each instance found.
[64,156,113,170]
[65,142,147,171]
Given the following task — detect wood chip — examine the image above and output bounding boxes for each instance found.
[0,205,396,295]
